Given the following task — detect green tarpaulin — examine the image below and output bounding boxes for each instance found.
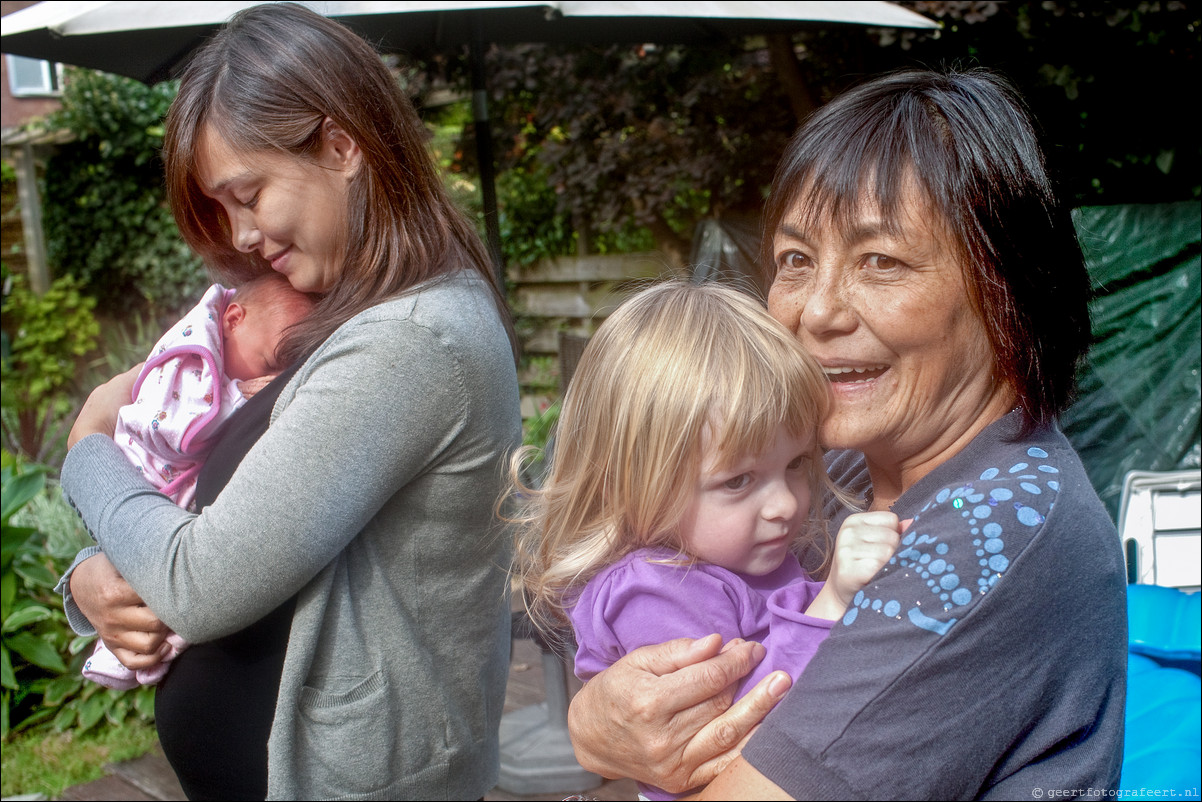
[1063,202,1202,520]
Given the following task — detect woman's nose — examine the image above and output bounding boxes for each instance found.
[802,269,855,337]
[232,213,262,253]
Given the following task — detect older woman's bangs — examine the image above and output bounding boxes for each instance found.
[770,92,972,259]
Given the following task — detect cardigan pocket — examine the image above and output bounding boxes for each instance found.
[296,670,396,798]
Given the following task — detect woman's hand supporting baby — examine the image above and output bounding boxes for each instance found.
[66,362,171,669]
[568,635,792,793]
[70,552,170,670]
[68,363,143,449]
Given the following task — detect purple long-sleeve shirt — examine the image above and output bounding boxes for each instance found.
[569,546,834,800]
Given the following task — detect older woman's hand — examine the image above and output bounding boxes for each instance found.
[567,635,791,793]
[67,363,142,449]
[70,553,170,669]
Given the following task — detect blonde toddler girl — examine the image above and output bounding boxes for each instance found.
[511,280,901,801]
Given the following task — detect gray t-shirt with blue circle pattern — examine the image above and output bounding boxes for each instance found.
[745,410,1127,800]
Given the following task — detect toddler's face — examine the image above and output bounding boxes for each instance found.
[677,424,814,576]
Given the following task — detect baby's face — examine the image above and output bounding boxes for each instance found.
[223,305,292,382]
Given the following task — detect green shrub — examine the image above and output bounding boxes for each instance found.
[42,68,207,317]
[517,400,561,488]
[1,451,155,741]
[0,274,100,465]
[2,453,54,734]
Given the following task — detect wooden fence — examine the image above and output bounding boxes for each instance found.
[510,252,684,419]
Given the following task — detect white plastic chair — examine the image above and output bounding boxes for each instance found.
[1116,469,1201,591]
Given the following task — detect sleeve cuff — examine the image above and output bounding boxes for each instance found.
[54,545,104,636]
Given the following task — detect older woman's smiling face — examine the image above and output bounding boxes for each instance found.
[767,181,1015,493]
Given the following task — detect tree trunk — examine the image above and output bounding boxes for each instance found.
[767,34,818,126]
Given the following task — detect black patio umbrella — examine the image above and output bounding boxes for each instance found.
[2,1,937,279]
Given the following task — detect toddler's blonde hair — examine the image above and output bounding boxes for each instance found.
[510,280,836,631]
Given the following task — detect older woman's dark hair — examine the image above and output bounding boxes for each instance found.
[761,68,1091,433]
[164,2,515,363]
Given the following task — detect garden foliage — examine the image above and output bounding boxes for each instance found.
[889,1,1199,204]
[41,68,207,316]
[438,0,1199,266]
[1,451,155,740]
[0,272,99,465]
[480,40,795,264]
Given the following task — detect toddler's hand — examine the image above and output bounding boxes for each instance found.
[805,512,904,620]
[828,511,905,606]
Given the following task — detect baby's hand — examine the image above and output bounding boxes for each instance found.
[238,375,277,398]
[805,512,904,620]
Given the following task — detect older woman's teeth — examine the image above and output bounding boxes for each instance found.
[824,366,887,382]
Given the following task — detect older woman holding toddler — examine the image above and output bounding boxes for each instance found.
[568,68,1127,801]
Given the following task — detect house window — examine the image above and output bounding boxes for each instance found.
[6,54,62,97]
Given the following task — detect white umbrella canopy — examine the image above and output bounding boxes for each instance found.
[2,1,936,85]
[2,1,936,273]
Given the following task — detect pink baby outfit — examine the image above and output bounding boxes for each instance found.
[114,283,247,511]
[86,284,245,690]
[83,632,188,690]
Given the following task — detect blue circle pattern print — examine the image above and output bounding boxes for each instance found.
[842,446,1060,637]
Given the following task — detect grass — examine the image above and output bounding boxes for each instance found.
[0,719,160,799]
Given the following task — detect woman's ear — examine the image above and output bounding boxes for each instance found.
[320,117,362,175]
[222,301,245,337]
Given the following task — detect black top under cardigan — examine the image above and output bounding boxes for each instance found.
[154,365,299,802]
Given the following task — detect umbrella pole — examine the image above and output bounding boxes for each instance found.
[470,37,504,288]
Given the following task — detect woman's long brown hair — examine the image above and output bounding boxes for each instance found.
[163,2,516,365]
